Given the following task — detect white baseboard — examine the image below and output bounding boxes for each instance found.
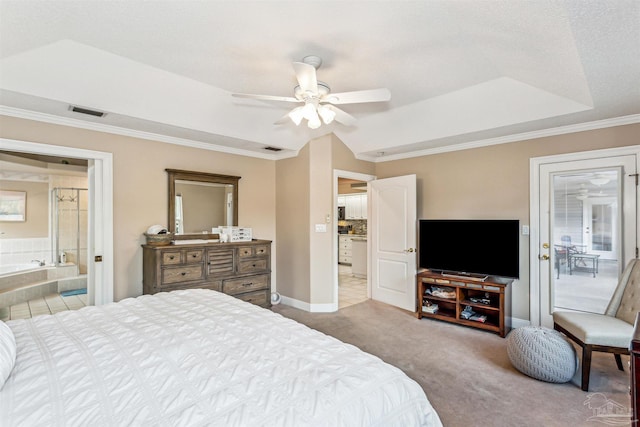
[510,317,530,329]
[280,296,338,313]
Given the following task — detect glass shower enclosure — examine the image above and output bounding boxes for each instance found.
[51,187,88,274]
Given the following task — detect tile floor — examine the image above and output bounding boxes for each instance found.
[338,264,368,309]
[0,293,87,321]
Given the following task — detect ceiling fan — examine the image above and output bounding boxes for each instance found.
[232,55,391,129]
[569,186,612,200]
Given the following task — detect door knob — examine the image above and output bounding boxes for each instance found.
[405,248,415,253]
[539,254,550,260]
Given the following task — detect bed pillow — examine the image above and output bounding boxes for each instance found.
[0,321,16,390]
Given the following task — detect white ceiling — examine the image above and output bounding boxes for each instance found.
[1,0,639,161]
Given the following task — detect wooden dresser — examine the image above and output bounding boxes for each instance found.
[143,239,272,308]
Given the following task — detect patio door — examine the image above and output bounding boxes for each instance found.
[533,149,638,328]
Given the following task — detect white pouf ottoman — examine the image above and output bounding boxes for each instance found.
[506,326,577,383]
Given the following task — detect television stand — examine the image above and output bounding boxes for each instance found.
[441,272,489,282]
[416,270,512,337]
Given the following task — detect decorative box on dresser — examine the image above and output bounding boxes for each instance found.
[143,239,272,308]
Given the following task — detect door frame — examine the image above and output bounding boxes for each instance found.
[0,138,114,305]
[333,169,376,308]
[529,145,640,326]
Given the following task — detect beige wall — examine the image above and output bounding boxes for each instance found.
[2,113,637,317]
[0,180,48,238]
[331,134,376,175]
[309,136,334,304]
[276,143,311,302]
[0,115,276,301]
[275,135,376,307]
[375,123,640,321]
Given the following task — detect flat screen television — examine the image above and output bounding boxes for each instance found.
[419,219,520,279]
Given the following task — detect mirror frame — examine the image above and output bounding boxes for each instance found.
[167,169,240,236]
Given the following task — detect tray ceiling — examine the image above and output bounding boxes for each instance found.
[1,1,638,161]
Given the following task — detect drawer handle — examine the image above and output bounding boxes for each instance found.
[252,264,256,268]
[181,272,186,276]
[169,256,175,260]
[192,254,197,258]
[242,282,253,287]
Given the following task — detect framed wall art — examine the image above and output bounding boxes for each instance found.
[0,190,27,222]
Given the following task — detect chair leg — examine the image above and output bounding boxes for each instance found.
[614,354,624,371]
[582,345,593,392]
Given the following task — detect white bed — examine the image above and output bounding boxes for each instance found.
[0,289,442,426]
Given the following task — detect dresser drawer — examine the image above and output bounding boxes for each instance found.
[238,245,270,258]
[162,251,183,265]
[235,290,269,307]
[238,257,268,274]
[161,265,204,285]
[185,249,204,263]
[339,256,352,264]
[223,274,269,295]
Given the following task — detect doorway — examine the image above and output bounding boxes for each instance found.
[334,170,375,310]
[531,146,639,327]
[0,138,114,306]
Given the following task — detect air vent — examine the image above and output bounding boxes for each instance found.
[264,146,282,152]
[69,105,106,117]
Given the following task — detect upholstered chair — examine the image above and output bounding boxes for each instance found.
[553,258,640,391]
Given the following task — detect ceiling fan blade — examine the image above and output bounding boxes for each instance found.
[322,88,391,105]
[232,93,299,103]
[327,105,357,126]
[292,62,318,94]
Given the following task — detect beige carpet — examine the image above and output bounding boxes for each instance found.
[273,300,632,427]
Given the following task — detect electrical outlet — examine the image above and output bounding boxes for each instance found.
[522,225,530,235]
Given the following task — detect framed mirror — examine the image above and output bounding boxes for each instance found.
[167,169,240,236]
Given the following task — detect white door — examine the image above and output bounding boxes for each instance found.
[370,174,417,311]
[534,152,638,327]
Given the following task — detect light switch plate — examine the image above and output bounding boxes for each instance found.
[315,224,327,232]
[522,225,529,235]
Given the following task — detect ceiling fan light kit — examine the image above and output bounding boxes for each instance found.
[232,56,391,129]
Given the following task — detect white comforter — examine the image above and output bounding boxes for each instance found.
[0,289,441,426]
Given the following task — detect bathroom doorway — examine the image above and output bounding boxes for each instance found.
[0,138,114,308]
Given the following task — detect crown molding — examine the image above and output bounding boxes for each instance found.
[0,105,288,161]
[3,106,638,164]
[369,114,640,162]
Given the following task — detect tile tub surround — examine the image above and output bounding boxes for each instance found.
[0,265,82,308]
[0,237,52,266]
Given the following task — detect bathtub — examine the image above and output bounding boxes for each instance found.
[0,263,53,277]
[0,263,84,308]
